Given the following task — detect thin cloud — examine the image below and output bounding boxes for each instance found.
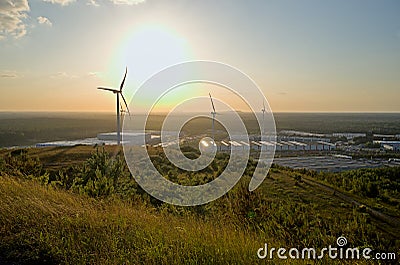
[88,71,101,78]
[86,0,99,7]
[43,0,146,6]
[0,0,30,39]
[0,70,18,78]
[37,16,52,26]
[42,0,76,6]
[109,0,146,5]
[50,72,78,79]
[51,71,101,79]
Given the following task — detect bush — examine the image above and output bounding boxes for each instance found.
[1,150,43,178]
[70,148,129,197]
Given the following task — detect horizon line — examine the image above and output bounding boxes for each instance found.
[1,110,400,114]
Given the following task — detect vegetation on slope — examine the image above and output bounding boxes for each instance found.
[1,177,273,264]
[0,147,399,264]
[293,166,400,216]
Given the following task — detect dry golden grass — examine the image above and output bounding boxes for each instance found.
[1,176,383,264]
[0,176,279,264]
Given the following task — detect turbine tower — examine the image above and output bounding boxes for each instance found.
[97,67,130,145]
[261,100,266,136]
[209,93,217,140]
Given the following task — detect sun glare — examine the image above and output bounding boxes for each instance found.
[108,24,192,101]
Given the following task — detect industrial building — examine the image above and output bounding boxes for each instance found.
[273,156,388,172]
[332,133,366,140]
[97,132,151,145]
[217,139,336,152]
[375,141,400,152]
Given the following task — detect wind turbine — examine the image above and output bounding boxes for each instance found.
[120,102,129,122]
[261,100,266,136]
[97,67,130,145]
[209,93,217,140]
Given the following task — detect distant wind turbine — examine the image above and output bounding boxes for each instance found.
[209,93,217,140]
[97,67,130,145]
[261,100,266,136]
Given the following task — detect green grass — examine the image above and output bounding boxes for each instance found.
[0,147,399,264]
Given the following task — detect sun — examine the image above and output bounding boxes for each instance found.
[109,24,192,96]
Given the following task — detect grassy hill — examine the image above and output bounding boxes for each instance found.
[0,177,270,264]
[0,146,399,264]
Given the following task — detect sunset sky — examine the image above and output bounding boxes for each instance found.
[0,0,399,112]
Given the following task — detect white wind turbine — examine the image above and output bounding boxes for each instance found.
[261,100,266,136]
[97,67,130,145]
[209,93,217,140]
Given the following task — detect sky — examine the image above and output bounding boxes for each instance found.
[0,0,399,113]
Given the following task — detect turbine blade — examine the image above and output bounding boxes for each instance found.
[120,67,127,92]
[263,100,265,110]
[98,87,120,93]
[209,93,216,113]
[121,93,130,115]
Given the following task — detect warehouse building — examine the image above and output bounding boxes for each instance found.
[376,141,400,152]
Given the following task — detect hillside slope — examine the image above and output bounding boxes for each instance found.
[0,147,399,264]
[0,177,270,264]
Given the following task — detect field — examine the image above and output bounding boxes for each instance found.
[0,146,399,264]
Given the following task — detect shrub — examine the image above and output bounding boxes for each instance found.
[70,148,128,198]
